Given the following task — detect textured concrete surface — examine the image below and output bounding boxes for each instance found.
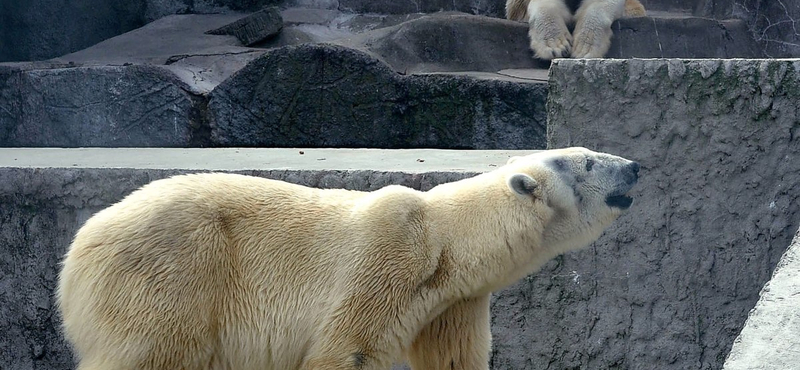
[335,13,548,73]
[0,0,281,63]
[0,0,146,62]
[723,227,800,370]
[0,148,529,172]
[498,58,799,369]
[208,43,548,149]
[0,64,207,147]
[695,0,800,58]
[0,148,526,369]
[609,17,761,58]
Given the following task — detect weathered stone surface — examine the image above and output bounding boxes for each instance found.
[0,0,282,63]
[0,0,146,62]
[336,13,762,73]
[641,0,696,11]
[207,7,283,46]
[695,0,800,57]
[145,0,282,21]
[608,17,762,58]
[337,0,506,17]
[0,148,523,369]
[208,43,548,149]
[492,58,800,369]
[0,64,207,147]
[338,13,545,73]
[724,227,800,370]
[52,14,268,93]
[55,14,258,66]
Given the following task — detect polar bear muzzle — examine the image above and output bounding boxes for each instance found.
[605,161,639,209]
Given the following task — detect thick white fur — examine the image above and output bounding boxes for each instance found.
[58,147,637,370]
[507,0,646,59]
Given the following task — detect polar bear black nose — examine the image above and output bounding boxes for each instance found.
[630,162,640,175]
[625,162,640,184]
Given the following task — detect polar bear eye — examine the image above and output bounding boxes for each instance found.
[552,159,568,171]
[585,158,595,172]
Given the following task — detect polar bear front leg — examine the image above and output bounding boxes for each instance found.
[571,0,625,58]
[525,0,574,60]
[406,295,492,370]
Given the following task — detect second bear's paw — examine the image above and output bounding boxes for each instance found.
[528,14,573,60]
[571,14,614,58]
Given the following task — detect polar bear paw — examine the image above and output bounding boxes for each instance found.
[571,12,614,58]
[527,9,573,60]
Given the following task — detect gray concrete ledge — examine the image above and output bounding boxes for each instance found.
[723,227,800,369]
[0,148,530,172]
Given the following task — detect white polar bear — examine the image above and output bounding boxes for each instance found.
[57,147,639,370]
[507,0,646,59]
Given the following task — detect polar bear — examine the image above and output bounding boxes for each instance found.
[507,0,646,59]
[57,147,639,370]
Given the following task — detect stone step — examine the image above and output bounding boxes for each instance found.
[4,0,797,63]
[1,10,763,149]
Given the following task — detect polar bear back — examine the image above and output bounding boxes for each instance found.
[59,173,424,370]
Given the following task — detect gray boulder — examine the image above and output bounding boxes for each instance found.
[337,13,545,73]
[208,43,547,149]
[206,6,284,46]
[0,64,206,147]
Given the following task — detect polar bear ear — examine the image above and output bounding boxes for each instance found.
[508,173,539,196]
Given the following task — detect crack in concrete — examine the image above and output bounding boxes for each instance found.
[652,18,664,58]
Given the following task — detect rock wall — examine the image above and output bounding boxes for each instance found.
[0,65,207,147]
[696,0,800,57]
[0,0,146,62]
[490,59,800,369]
[208,44,547,149]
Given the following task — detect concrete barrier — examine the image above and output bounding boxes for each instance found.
[494,58,799,369]
[723,226,800,369]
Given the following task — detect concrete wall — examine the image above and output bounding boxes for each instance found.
[695,0,800,57]
[491,58,800,369]
[724,226,800,369]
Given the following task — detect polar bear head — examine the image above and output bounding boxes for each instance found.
[503,147,639,255]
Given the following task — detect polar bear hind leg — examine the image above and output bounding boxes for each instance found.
[572,0,625,58]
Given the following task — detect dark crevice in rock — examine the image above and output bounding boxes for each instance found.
[187,94,214,147]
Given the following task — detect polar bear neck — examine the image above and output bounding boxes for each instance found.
[422,173,559,296]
